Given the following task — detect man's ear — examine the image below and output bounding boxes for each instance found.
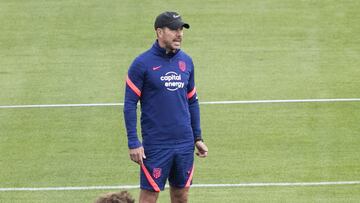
[156,28,163,37]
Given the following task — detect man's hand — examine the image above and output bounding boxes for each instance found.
[195,141,208,158]
[129,146,146,165]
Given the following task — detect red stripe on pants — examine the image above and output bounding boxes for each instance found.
[141,164,160,192]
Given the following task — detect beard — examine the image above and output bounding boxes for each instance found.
[164,38,182,53]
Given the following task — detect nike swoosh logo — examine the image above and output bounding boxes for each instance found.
[152,65,161,71]
[173,14,180,18]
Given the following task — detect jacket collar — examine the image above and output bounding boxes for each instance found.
[151,40,180,58]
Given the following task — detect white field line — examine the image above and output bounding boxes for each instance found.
[1,181,360,192]
[0,103,121,109]
[0,98,360,109]
[200,98,360,105]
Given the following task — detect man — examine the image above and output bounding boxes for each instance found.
[123,11,208,203]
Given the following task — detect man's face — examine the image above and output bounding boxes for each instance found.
[157,27,184,52]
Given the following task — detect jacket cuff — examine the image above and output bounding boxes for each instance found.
[194,136,203,143]
[128,140,142,149]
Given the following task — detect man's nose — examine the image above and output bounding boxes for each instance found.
[176,29,183,37]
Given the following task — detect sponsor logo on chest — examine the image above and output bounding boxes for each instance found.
[160,71,185,91]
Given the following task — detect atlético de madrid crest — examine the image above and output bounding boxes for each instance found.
[153,168,162,179]
[178,60,186,72]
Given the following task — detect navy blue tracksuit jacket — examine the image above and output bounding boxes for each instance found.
[124,41,202,150]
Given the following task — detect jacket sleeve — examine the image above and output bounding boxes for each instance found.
[187,60,202,141]
[123,59,145,149]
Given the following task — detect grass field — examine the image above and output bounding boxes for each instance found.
[1,0,360,202]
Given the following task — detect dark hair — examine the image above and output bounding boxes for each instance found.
[94,191,135,203]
